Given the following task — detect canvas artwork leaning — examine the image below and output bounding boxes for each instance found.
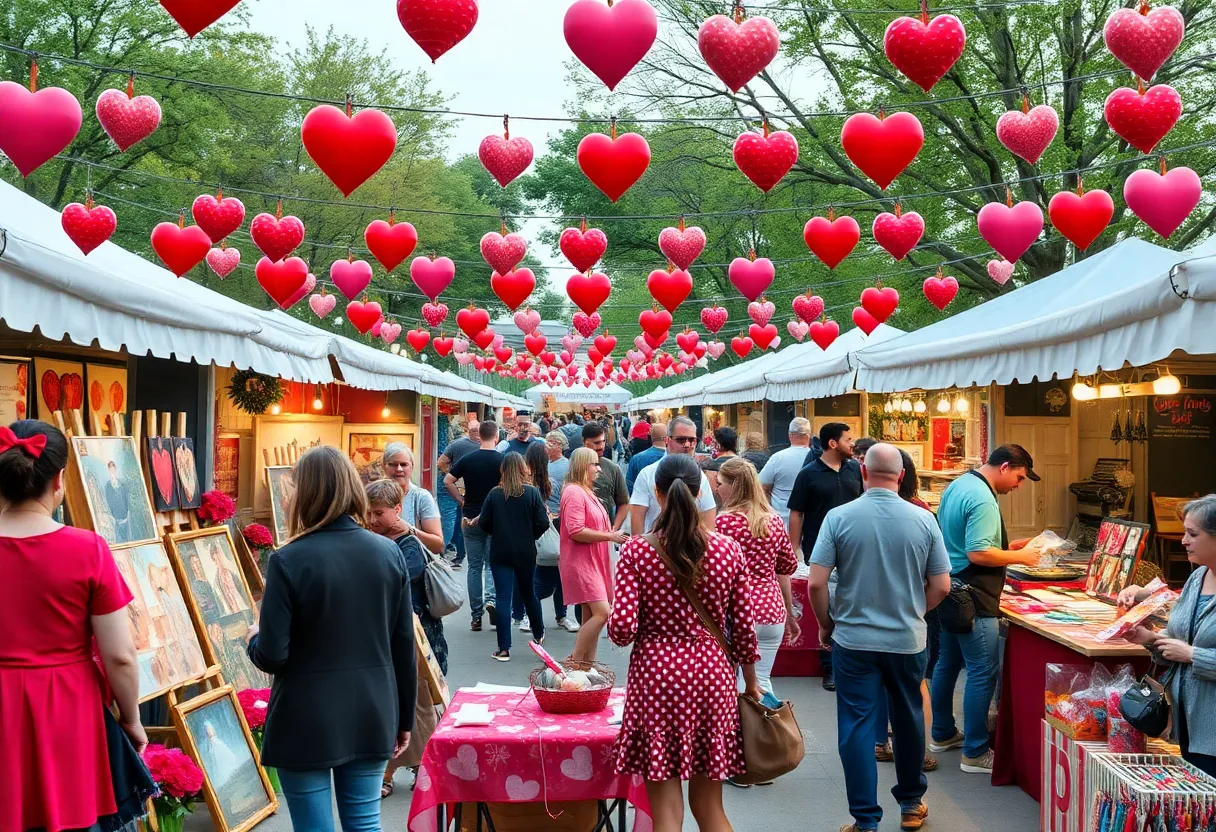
[266,466,294,547]
[72,435,158,546]
[173,436,202,509]
[146,436,179,512]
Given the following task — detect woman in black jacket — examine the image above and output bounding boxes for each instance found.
[474,452,551,660]
[247,446,415,830]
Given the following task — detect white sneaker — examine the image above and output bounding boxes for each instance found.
[519,617,531,633]
[558,618,581,633]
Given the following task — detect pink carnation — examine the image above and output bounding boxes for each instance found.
[237,687,271,729]
[243,523,274,547]
[197,490,236,523]
[142,744,204,799]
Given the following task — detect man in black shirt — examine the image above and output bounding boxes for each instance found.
[788,422,862,691]
[445,421,504,631]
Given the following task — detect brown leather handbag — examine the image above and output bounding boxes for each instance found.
[645,535,805,785]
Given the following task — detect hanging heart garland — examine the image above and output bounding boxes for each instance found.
[158,0,241,37]
[433,336,455,357]
[151,213,210,277]
[1103,4,1185,81]
[0,65,82,177]
[250,207,305,263]
[872,205,925,261]
[803,211,861,269]
[479,117,534,186]
[1123,160,1201,238]
[922,269,959,311]
[365,214,418,272]
[658,220,707,270]
[700,305,729,335]
[646,265,694,313]
[490,268,536,311]
[747,298,775,327]
[255,256,311,309]
[731,335,754,358]
[564,0,658,91]
[728,251,775,301]
[697,7,781,92]
[792,292,825,325]
[566,270,612,315]
[1103,82,1181,154]
[733,122,799,192]
[809,319,840,350]
[987,259,1014,285]
[61,198,117,255]
[840,110,923,190]
[192,191,246,244]
[559,222,609,270]
[787,320,809,342]
[524,332,548,356]
[421,301,449,328]
[456,305,491,338]
[205,245,241,279]
[860,286,900,323]
[96,78,161,152]
[410,255,456,300]
[309,290,337,319]
[638,308,673,339]
[1048,183,1114,251]
[301,99,397,197]
[406,329,431,353]
[346,299,384,335]
[331,257,374,300]
[577,123,651,202]
[883,5,966,92]
[996,96,1058,165]
[396,0,479,62]
[977,192,1044,262]
[480,228,528,275]
[514,308,541,335]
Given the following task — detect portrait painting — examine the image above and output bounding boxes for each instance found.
[0,358,30,423]
[174,687,276,832]
[71,436,158,546]
[214,435,240,499]
[173,436,202,509]
[342,424,419,485]
[85,363,128,433]
[112,542,208,700]
[265,466,294,548]
[168,529,269,692]
[34,357,84,421]
[146,436,179,512]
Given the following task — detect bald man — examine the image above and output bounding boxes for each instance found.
[808,443,951,832]
[625,421,666,495]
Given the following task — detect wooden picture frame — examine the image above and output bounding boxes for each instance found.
[415,614,450,707]
[85,362,128,435]
[67,435,160,546]
[224,516,264,596]
[0,356,30,423]
[251,414,342,515]
[165,527,270,692]
[146,436,180,512]
[172,685,277,832]
[264,466,294,548]
[341,423,421,485]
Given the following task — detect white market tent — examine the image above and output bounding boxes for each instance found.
[628,374,704,411]
[525,382,632,407]
[852,238,1216,392]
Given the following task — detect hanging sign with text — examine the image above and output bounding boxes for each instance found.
[1150,394,1214,439]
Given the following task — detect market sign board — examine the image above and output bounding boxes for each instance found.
[1150,394,1213,439]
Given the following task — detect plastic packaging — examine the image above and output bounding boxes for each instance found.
[1045,664,1119,740]
[1096,578,1176,642]
[1027,529,1078,567]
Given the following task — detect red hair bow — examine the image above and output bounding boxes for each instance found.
[0,425,47,458]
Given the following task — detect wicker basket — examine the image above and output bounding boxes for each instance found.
[529,660,616,715]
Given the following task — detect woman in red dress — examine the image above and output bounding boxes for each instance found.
[0,420,145,832]
[609,454,763,832]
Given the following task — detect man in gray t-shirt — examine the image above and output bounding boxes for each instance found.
[807,444,951,832]
[437,424,479,566]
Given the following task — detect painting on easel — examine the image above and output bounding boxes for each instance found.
[146,436,180,512]
[70,435,158,546]
[266,466,294,548]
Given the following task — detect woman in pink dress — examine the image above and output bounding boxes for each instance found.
[609,454,763,832]
[560,448,628,662]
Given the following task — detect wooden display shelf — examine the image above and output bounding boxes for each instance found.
[1000,605,1150,659]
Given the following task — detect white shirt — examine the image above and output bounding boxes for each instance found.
[759,444,812,525]
[629,455,716,534]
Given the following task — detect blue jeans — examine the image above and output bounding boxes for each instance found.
[833,642,928,831]
[534,564,567,621]
[438,492,464,561]
[931,615,1000,758]
[490,562,545,653]
[278,759,388,832]
[464,524,495,620]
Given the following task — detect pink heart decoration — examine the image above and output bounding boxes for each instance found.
[378,322,402,345]
[1103,84,1181,154]
[421,301,449,328]
[572,312,601,338]
[480,231,528,276]
[96,88,161,152]
[792,293,825,324]
[560,226,609,271]
[787,320,809,342]
[455,352,474,366]
[923,274,959,311]
[331,258,374,300]
[61,201,117,255]
[633,336,654,359]
[747,299,775,327]
[700,305,728,334]
[1123,166,1202,238]
[809,320,840,350]
[410,256,456,300]
[396,0,479,62]
[562,333,584,353]
[490,332,505,350]
[250,213,305,263]
[658,225,707,270]
[479,133,534,187]
[708,340,728,360]
[0,81,83,177]
[977,200,1044,262]
[563,0,658,91]
[192,193,246,243]
[1103,6,1185,81]
[205,246,241,279]
[986,259,1014,285]
[728,257,775,301]
[697,13,781,92]
[883,13,966,92]
[733,129,799,192]
[513,309,541,335]
[309,292,337,319]
[872,210,925,261]
[626,349,646,366]
[451,338,469,354]
[996,104,1058,164]
[679,350,698,368]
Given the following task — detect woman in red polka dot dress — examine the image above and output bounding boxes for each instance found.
[609,455,763,831]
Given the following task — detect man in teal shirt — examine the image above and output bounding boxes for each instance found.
[930,445,1042,775]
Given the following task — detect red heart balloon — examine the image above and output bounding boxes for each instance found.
[525,333,548,356]
[473,328,496,352]
[159,0,240,37]
[872,210,925,261]
[0,82,82,177]
[749,323,778,350]
[346,299,384,335]
[397,0,479,62]
[1103,84,1181,154]
[331,259,374,300]
[564,0,658,90]
[96,88,161,152]
[61,202,117,255]
[658,225,707,270]
[494,346,514,364]
[851,307,881,335]
[860,286,900,323]
[480,231,528,276]
[250,213,305,263]
[1048,189,1114,251]
[803,215,860,269]
[457,306,491,338]
[490,269,536,311]
[728,257,775,301]
[977,200,1044,263]
[996,104,1058,165]
[577,132,651,202]
[733,129,799,192]
[410,256,456,300]
[697,14,781,92]
[587,347,604,367]
[478,134,534,187]
[191,193,246,244]
[302,105,397,197]
[922,275,959,311]
[883,13,966,92]
[407,329,431,353]
[676,330,700,352]
[1103,6,1185,81]
[285,273,316,310]
[792,293,826,325]
[151,222,211,277]
[639,308,673,339]
[1124,166,1202,239]
[560,226,609,271]
[646,268,694,313]
[730,336,754,358]
[365,218,418,273]
[700,305,728,334]
[840,112,923,191]
[538,351,556,367]
[566,271,612,315]
[644,330,668,350]
[594,334,618,355]
[433,337,455,357]
[809,319,839,350]
[255,256,311,309]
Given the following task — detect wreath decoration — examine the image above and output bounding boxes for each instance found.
[227,369,284,415]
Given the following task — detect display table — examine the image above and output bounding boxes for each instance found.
[407,688,653,832]
[772,575,823,677]
[993,605,1150,801]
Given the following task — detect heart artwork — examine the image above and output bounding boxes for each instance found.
[309,292,337,319]
[1123,166,1202,238]
[0,81,83,177]
[658,225,707,270]
[792,293,825,325]
[977,200,1044,263]
[109,381,124,415]
[860,286,900,322]
[192,193,246,243]
[479,134,534,187]
[728,257,775,301]
[1103,6,1185,81]
[700,305,728,334]
[158,0,241,37]
[397,0,479,62]
[301,105,397,196]
[444,745,480,781]
[505,775,541,801]
[566,270,612,315]
[480,231,528,276]
[410,256,456,300]
[803,215,860,269]
[346,300,384,335]
[883,13,966,92]
[922,274,959,311]
[365,219,418,272]
[150,440,176,508]
[646,268,694,313]
[151,222,211,277]
[1103,84,1181,154]
[330,258,374,300]
[809,319,839,350]
[996,104,1058,165]
[872,210,925,261]
[255,256,311,310]
[250,213,305,263]
[697,13,781,92]
[564,0,658,90]
[733,129,799,192]
[61,373,83,411]
[173,440,199,506]
[577,132,651,202]
[61,201,117,255]
[95,88,161,152]
[560,226,609,271]
[490,269,536,311]
[1048,189,1114,251]
[840,112,923,191]
[205,246,241,279]
[40,371,60,414]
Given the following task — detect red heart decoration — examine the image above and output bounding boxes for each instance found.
[250,213,305,263]
[525,333,548,356]
[397,0,479,62]
[61,201,117,255]
[421,302,449,328]
[490,269,536,311]
[728,257,775,301]
[40,371,61,412]
[1103,85,1181,154]
[158,0,241,37]
[1124,166,1202,238]
[644,331,668,351]
[96,88,161,152]
[282,269,316,311]
[560,226,609,271]
[587,347,604,366]
[1104,6,1185,81]
[109,381,124,414]
[457,306,491,338]
[577,132,651,202]
[537,351,555,367]
[922,275,959,311]
[646,268,694,313]
[479,134,534,186]
[480,231,528,276]
[410,256,456,300]
[433,337,455,357]
[206,246,241,279]
[749,323,778,350]
[301,105,397,197]
[700,305,728,334]
[572,312,602,338]
[792,293,825,325]
[733,129,799,192]
[840,112,923,191]
[346,300,384,335]
[406,329,430,353]
[566,271,612,315]
[872,210,925,261]
[697,14,781,92]
[0,82,82,177]
[996,104,1058,165]
[883,13,966,92]
[731,336,754,358]
[60,373,83,411]
[255,256,311,309]
[151,222,211,277]
[657,353,675,370]
[564,0,658,91]
[676,330,700,352]
[803,215,860,270]
[151,445,175,506]
[1048,189,1114,251]
[365,219,418,272]
[860,286,900,322]
[658,226,707,270]
[494,346,514,364]
[977,200,1044,263]
[594,334,617,355]
[639,308,673,339]
[191,193,245,243]
[473,356,487,372]
[851,307,881,336]
[331,259,374,300]
[809,319,839,350]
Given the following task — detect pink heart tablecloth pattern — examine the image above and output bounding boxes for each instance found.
[407,689,653,832]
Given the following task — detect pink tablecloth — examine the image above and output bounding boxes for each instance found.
[407,689,653,832]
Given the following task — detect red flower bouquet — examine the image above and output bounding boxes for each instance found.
[142,744,203,829]
[197,490,236,524]
[237,687,271,740]
[243,523,273,548]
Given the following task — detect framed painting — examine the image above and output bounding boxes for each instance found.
[251,415,342,515]
[214,434,240,499]
[0,357,30,423]
[265,466,294,548]
[341,423,420,485]
[70,435,159,546]
[34,357,84,420]
[85,363,128,434]
[111,541,209,701]
[146,436,179,512]
[224,515,264,596]
[173,436,202,509]
[173,686,276,832]
[1085,518,1151,602]
[166,528,270,692]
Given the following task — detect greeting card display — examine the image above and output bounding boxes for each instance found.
[1085,518,1151,602]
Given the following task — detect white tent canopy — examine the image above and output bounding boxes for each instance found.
[628,374,706,411]
[852,238,1216,392]
[525,382,632,407]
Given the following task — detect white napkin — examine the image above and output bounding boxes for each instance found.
[452,703,494,727]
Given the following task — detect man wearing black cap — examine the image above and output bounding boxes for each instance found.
[929,444,1042,776]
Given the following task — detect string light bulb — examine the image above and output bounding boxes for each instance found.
[955,396,969,413]
[913,398,926,414]
[900,398,913,413]
[312,386,323,411]
[1152,374,1181,395]
[381,393,391,419]
[937,396,951,413]
[269,403,282,415]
